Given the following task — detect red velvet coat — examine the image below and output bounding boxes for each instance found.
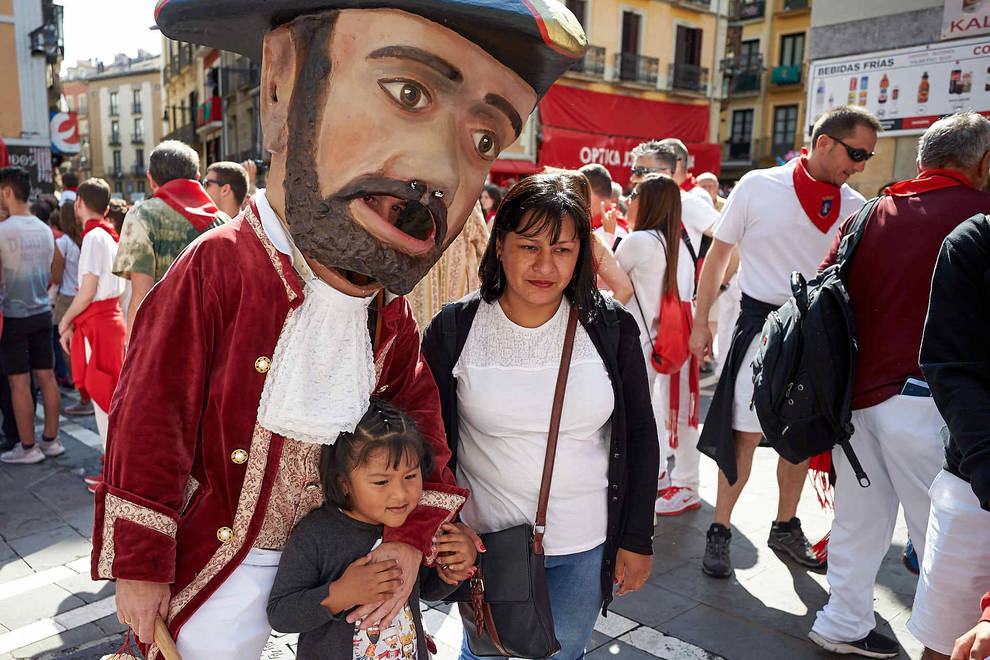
[90,204,464,657]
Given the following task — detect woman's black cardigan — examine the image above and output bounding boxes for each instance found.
[420,291,660,614]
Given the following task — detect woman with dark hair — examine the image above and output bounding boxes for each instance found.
[52,202,85,401]
[422,172,659,660]
[615,174,702,517]
[479,183,502,225]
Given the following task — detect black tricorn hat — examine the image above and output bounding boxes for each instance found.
[154,0,587,98]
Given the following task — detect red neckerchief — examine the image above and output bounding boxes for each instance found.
[83,218,119,242]
[51,227,64,239]
[680,174,697,192]
[883,169,972,197]
[792,154,841,233]
[65,187,77,193]
[590,202,630,232]
[152,179,220,232]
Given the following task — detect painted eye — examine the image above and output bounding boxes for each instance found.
[379,80,430,111]
[472,131,499,159]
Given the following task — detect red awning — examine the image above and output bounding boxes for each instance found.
[537,84,719,187]
[491,158,540,176]
[0,136,9,168]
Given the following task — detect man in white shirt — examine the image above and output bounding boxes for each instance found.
[658,138,719,208]
[689,105,880,580]
[578,163,628,246]
[58,178,126,450]
[629,141,718,253]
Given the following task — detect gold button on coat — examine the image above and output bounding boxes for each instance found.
[217,526,233,543]
[254,356,272,373]
[231,449,248,464]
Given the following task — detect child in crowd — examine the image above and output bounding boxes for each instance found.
[268,398,476,659]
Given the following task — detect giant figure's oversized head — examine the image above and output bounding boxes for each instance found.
[155,0,587,295]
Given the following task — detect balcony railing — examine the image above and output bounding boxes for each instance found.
[109,135,121,146]
[615,52,659,85]
[771,65,801,85]
[221,56,262,92]
[131,135,144,145]
[132,103,142,114]
[679,0,711,7]
[669,63,709,93]
[108,105,119,117]
[726,140,753,161]
[164,122,201,146]
[570,45,606,77]
[732,0,765,19]
[108,168,122,180]
[721,54,763,93]
[783,0,809,10]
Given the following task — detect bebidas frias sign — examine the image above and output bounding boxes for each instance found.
[806,35,990,137]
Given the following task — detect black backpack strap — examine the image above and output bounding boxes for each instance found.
[680,226,699,298]
[835,196,883,276]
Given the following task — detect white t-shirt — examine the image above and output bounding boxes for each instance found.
[681,190,719,253]
[452,298,613,556]
[615,229,695,375]
[78,227,126,302]
[713,159,866,306]
[687,184,714,207]
[55,234,81,296]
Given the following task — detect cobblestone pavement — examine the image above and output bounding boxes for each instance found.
[0,379,923,659]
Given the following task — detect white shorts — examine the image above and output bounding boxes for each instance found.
[907,470,990,655]
[731,334,762,434]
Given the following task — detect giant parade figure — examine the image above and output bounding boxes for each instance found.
[89,2,587,657]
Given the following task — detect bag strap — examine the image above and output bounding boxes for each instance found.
[532,306,579,555]
[835,196,883,278]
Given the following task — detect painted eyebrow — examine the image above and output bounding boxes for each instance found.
[485,93,523,139]
[368,46,463,83]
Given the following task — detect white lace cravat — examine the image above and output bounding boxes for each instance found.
[256,231,378,446]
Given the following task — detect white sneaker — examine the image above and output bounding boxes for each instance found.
[1,444,46,464]
[655,486,701,516]
[39,438,65,457]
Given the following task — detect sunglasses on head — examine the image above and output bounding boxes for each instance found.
[630,166,671,177]
[827,135,874,163]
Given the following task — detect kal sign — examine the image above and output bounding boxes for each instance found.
[942,0,990,40]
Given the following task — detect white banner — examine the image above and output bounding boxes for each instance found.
[806,36,990,137]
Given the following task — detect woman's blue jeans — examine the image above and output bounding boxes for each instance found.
[458,543,605,660]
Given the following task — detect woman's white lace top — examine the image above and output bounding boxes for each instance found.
[452,298,614,555]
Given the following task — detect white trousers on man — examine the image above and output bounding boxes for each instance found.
[175,548,282,660]
[653,362,700,492]
[811,395,944,642]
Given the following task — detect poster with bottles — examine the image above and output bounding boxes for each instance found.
[806,35,990,137]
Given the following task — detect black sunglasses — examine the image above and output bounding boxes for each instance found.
[630,166,672,177]
[201,178,222,187]
[827,135,874,163]
[627,190,639,202]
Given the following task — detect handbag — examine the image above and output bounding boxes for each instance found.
[445,305,579,658]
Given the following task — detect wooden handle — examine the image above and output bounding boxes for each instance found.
[154,616,183,660]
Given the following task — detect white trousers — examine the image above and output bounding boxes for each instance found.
[84,338,109,450]
[653,362,700,491]
[811,395,944,642]
[908,470,990,655]
[175,548,282,660]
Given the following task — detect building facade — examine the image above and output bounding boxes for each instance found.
[77,54,164,202]
[493,0,729,188]
[718,0,811,180]
[0,0,64,195]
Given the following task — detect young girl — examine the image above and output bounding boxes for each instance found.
[267,399,476,659]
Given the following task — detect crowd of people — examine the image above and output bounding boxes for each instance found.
[0,3,988,659]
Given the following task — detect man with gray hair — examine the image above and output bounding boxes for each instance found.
[658,137,717,207]
[113,140,230,338]
[808,111,990,658]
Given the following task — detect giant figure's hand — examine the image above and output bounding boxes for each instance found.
[116,579,170,644]
[951,620,990,660]
[345,541,421,630]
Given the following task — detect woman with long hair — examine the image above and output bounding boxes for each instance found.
[615,173,702,517]
[52,202,87,407]
[479,183,502,225]
[422,172,659,660]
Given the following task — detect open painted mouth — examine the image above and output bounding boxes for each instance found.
[338,179,448,258]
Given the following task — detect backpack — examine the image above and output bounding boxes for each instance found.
[634,226,697,375]
[751,196,882,489]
